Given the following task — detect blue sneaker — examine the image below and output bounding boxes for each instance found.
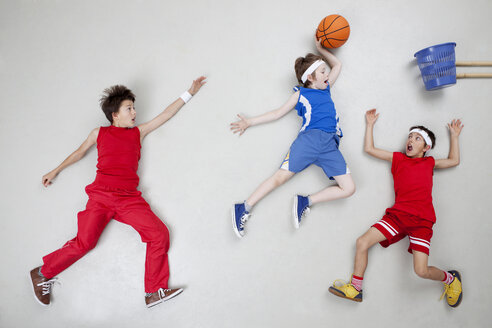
[232,203,250,238]
[293,195,310,229]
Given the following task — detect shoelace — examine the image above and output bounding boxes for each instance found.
[300,207,310,219]
[332,279,348,288]
[158,288,171,298]
[439,282,458,301]
[439,283,450,301]
[239,214,250,229]
[37,278,59,296]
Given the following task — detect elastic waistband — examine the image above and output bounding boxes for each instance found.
[299,128,337,136]
[93,175,139,191]
[87,182,138,192]
[298,129,340,140]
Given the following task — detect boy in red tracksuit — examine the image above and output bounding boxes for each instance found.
[329,109,464,308]
[30,77,206,308]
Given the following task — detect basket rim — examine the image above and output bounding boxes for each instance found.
[414,42,456,58]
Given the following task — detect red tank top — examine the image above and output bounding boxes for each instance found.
[93,125,141,189]
[390,152,436,222]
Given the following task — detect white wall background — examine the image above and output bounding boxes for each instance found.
[1,0,491,327]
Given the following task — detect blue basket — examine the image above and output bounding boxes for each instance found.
[414,42,457,90]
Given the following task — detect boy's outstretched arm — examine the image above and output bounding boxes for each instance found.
[230,91,299,135]
[138,76,206,139]
[435,119,464,169]
[364,109,393,162]
[42,128,99,187]
[315,36,342,87]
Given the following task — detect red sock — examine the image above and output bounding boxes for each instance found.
[351,275,363,291]
[442,271,454,285]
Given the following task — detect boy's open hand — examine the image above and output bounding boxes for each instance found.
[42,171,58,187]
[230,114,250,136]
[188,76,207,95]
[365,109,379,125]
[448,119,464,137]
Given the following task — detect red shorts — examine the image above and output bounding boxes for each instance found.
[372,208,434,255]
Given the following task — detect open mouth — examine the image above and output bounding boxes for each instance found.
[407,144,413,152]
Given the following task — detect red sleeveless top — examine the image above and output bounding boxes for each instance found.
[93,125,141,189]
[390,152,436,222]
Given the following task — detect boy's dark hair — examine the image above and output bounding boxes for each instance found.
[99,85,136,123]
[294,53,325,88]
[409,125,436,149]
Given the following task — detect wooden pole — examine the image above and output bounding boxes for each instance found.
[456,73,492,78]
[455,61,492,67]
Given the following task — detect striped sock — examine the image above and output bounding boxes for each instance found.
[351,275,363,291]
[442,271,454,285]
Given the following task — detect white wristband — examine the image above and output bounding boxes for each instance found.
[180,91,193,103]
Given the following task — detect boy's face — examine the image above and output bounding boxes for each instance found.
[112,100,136,127]
[406,132,430,158]
[309,63,330,90]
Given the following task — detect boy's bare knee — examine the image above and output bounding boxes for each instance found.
[272,171,291,186]
[356,236,369,252]
[414,265,429,279]
[344,183,356,197]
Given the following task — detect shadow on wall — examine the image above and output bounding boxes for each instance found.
[407,59,447,104]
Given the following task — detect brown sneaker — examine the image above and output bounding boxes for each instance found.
[145,288,183,308]
[30,266,58,306]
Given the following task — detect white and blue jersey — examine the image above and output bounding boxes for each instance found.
[280,85,349,179]
[294,86,342,137]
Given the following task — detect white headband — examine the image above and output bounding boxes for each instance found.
[409,128,433,148]
[301,60,325,83]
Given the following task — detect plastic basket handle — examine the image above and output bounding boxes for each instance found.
[455,61,492,66]
[457,73,492,78]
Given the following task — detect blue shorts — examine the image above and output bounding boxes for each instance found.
[280,129,350,180]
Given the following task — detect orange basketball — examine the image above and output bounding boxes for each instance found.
[316,15,350,49]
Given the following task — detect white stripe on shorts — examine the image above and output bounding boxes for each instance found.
[409,239,430,250]
[376,220,398,236]
[409,236,430,248]
[280,151,290,170]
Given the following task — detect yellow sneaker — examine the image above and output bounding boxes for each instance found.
[440,270,462,308]
[329,279,363,302]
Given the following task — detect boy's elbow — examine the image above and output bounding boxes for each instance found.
[75,150,86,160]
[273,110,283,120]
[449,156,460,167]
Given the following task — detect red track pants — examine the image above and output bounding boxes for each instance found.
[41,183,170,293]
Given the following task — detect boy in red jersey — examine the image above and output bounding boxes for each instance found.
[329,109,464,308]
[30,77,206,308]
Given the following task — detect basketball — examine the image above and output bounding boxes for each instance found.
[316,15,350,49]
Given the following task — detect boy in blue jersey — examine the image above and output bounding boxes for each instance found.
[230,39,355,238]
